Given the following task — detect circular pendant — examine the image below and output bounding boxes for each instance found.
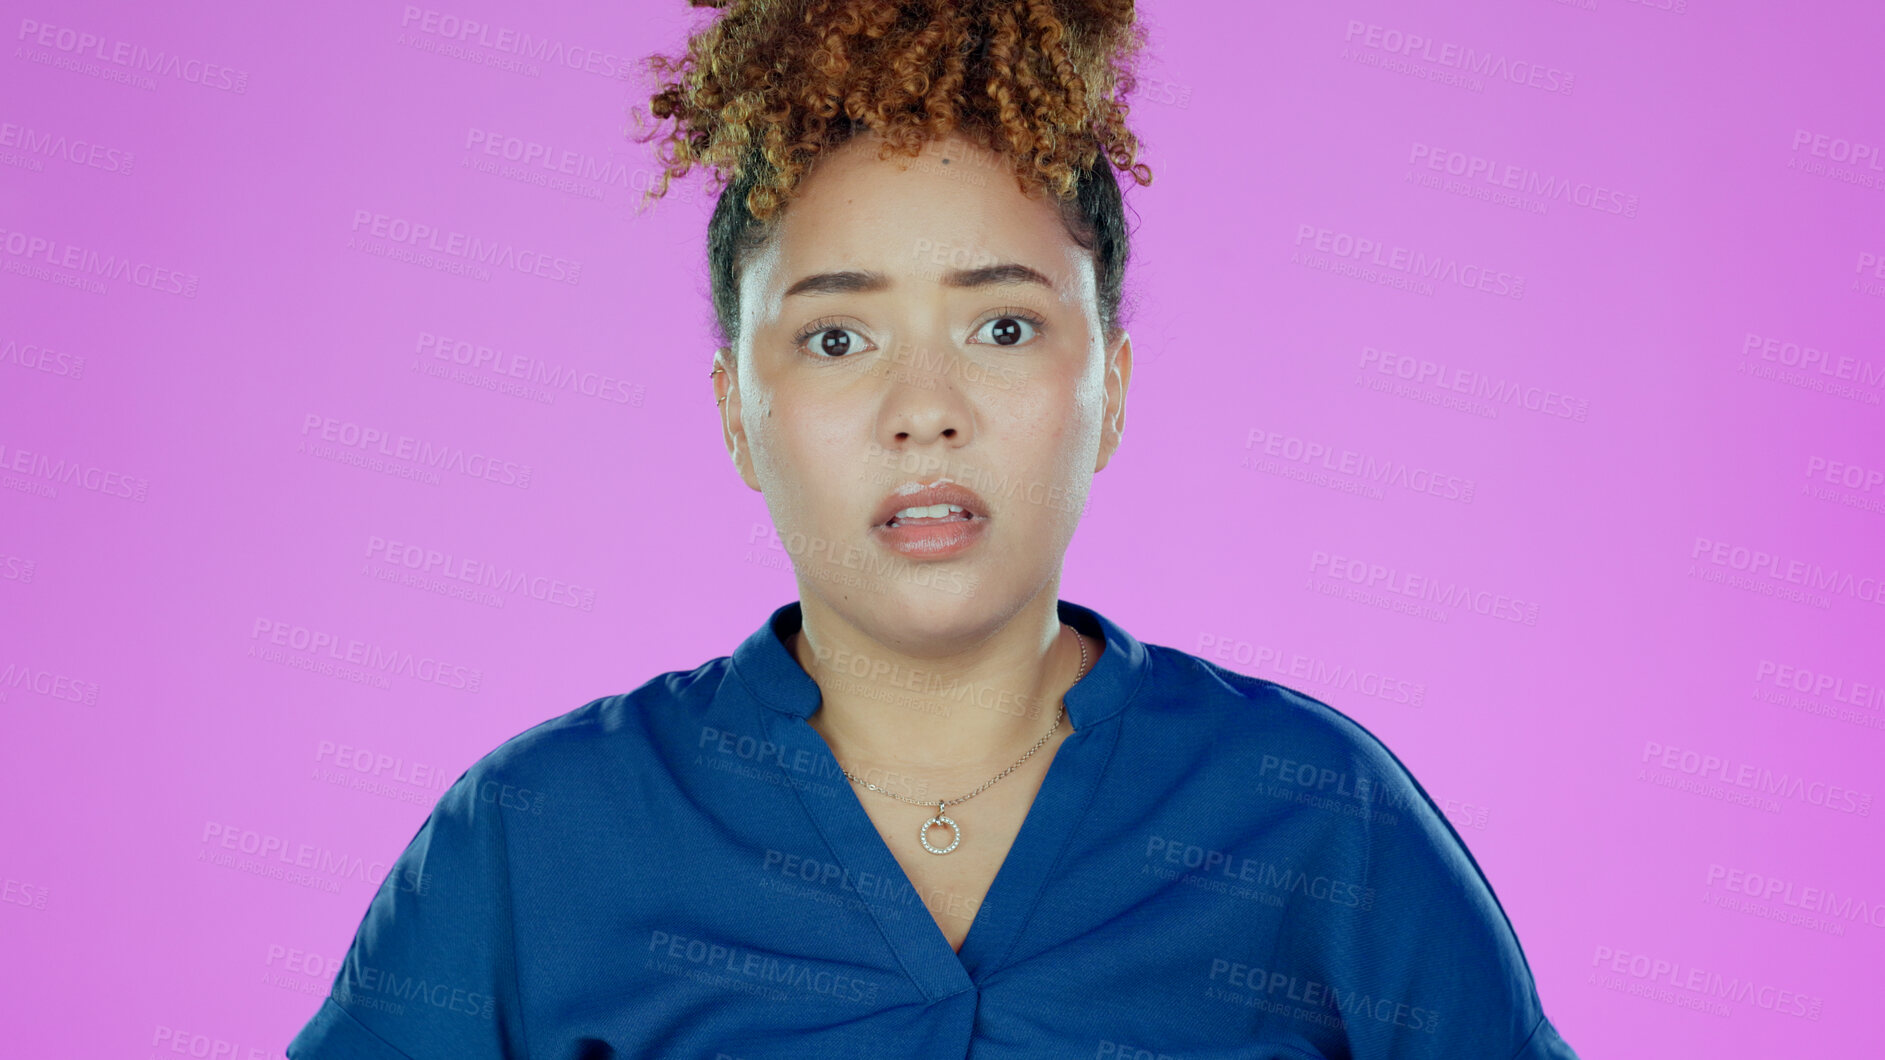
[920,813,960,855]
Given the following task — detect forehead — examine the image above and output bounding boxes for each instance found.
[745,133,1093,310]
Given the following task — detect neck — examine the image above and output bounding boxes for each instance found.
[787,589,1098,797]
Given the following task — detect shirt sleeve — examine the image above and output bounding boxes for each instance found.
[1296,724,1582,1060]
[287,768,529,1059]
[1511,1014,1579,1060]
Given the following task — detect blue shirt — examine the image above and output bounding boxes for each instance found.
[288,599,1579,1059]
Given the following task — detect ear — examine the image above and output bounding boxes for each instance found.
[713,347,762,492]
[1094,330,1132,473]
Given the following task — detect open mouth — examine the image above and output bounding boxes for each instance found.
[868,478,991,532]
[869,480,991,558]
[882,503,976,529]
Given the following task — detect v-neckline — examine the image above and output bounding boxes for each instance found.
[728,598,1149,999]
[765,687,1120,997]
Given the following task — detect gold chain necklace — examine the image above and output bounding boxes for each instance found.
[834,624,1088,855]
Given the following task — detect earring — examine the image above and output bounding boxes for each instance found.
[709,365,727,406]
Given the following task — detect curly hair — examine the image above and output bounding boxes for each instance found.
[627,0,1156,354]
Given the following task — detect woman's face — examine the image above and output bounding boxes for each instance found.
[716,130,1131,642]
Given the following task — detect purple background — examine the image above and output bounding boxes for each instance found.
[4,0,1883,1056]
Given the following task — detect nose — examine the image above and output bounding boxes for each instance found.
[878,337,975,448]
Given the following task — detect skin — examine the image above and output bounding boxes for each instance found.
[710,128,1133,857]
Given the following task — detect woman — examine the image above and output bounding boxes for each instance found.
[289,1,1580,1056]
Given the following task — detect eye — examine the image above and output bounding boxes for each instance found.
[970,309,1046,348]
[792,318,874,359]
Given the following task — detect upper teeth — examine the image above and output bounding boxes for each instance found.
[892,503,967,521]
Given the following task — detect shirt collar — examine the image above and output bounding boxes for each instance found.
[729,598,1150,730]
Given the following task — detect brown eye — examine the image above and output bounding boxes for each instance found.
[811,327,860,357]
[971,313,1044,347]
[793,320,873,359]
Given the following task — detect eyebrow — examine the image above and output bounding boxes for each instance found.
[782,262,1056,300]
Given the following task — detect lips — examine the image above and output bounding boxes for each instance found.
[870,480,991,529]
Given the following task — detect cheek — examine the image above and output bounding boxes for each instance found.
[745,414,809,503]
[1010,381,1091,451]
[750,409,857,516]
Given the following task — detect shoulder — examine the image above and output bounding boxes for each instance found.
[1140,642,1414,789]
[448,655,734,795]
[1142,642,1548,970]
[1146,644,1546,993]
